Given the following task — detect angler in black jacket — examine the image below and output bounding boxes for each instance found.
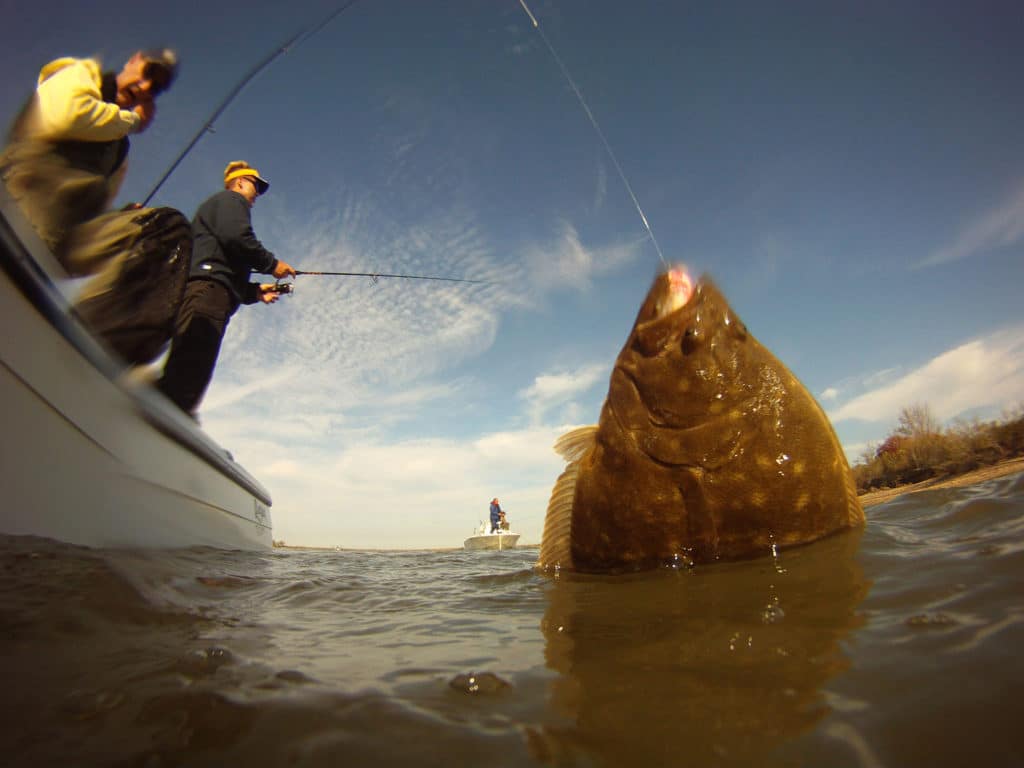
[157,161,295,415]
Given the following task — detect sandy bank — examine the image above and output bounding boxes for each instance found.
[858,456,1024,509]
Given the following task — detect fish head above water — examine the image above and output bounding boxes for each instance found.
[621,268,759,428]
[538,266,864,573]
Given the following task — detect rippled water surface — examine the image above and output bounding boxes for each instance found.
[3,472,1023,767]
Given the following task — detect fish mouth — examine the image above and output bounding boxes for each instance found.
[632,266,705,353]
[617,268,741,429]
[655,267,695,320]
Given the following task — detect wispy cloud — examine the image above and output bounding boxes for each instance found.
[918,182,1024,268]
[523,220,644,294]
[862,366,902,389]
[518,362,607,425]
[201,369,298,412]
[828,325,1024,425]
[819,366,903,409]
[211,193,642,432]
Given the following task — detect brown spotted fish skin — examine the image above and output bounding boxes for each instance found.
[538,271,864,573]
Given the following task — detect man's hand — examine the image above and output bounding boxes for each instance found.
[272,259,297,279]
[133,99,156,133]
[258,284,282,304]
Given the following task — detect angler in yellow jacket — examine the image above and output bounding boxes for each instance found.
[1,49,192,366]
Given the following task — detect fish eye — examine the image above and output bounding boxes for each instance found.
[681,327,698,355]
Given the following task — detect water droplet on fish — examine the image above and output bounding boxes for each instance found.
[667,552,695,569]
[762,603,786,624]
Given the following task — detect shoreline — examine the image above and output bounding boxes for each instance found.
[858,456,1024,509]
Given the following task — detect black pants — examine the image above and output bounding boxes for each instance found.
[73,207,192,366]
[157,280,237,414]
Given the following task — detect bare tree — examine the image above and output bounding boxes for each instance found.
[895,403,940,439]
[894,403,944,468]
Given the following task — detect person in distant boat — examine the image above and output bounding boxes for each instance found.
[499,509,509,531]
[0,49,191,365]
[156,161,296,417]
[490,498,503,534]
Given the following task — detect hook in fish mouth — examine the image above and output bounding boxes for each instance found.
[632,267,704,355]
[653,266,695,320]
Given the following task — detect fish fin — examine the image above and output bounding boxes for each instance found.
[845,467,866,526]
[537,461,580,571]
[553,425,598,463]
[538,427,598,570]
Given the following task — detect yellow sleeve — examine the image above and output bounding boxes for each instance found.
[34,58,140,141]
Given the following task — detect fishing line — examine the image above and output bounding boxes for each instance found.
[516,0,669,270]
[142,0,362,206]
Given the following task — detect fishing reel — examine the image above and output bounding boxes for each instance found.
[273,281,294,296]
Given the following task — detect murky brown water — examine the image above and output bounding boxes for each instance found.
[2,472,1022,767]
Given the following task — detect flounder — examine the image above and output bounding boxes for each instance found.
[538,267,864,572]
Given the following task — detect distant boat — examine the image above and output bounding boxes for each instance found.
[463,521,520,551]
[0,184,273,550]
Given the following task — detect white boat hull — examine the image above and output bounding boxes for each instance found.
[463,532,520,551]
[0,186,272,550]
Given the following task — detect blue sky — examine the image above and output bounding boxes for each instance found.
[3,0,1022,548]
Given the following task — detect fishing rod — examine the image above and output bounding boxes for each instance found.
[141,0,362,206]
[273,270,491,293]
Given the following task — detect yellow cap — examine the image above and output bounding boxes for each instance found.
[223,161,269,195]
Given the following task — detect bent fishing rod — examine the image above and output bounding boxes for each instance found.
[141,0,361,206]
